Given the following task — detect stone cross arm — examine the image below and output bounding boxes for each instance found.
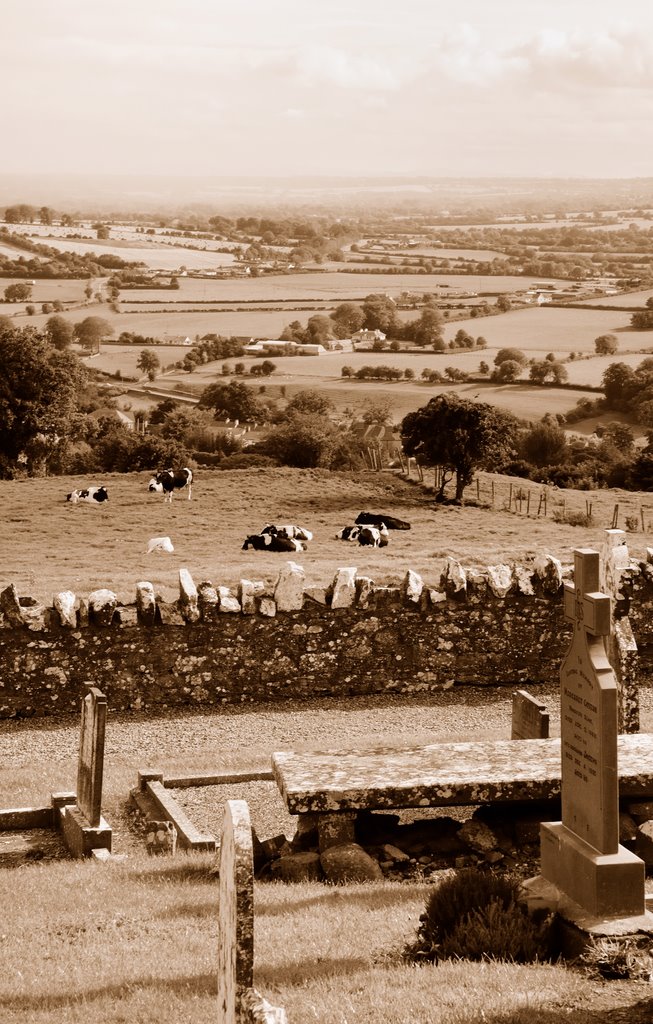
[563,548,611,638]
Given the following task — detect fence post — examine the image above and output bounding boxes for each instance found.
[508,482,513,511]
[642,506,646,532]
[491,481,495,506]
[611,503,619,529]
[526,491,531,516]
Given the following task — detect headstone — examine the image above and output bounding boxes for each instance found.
[601,529,640,734]
[56,685,112,857]
[511,690,549,740]
[217,800,286,1024]
[77,685,107,828]
[218,800,254,1024]
[540,548,645,919]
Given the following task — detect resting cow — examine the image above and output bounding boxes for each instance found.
[261,523,313,542]
[242,533,306,552]
[66,486,109,505]
[336,524,389,547]
[148,467,193,503]
[355,511,411,530]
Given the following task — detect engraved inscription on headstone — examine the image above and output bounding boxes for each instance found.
[76,686,107,828]
[560,549,616,854]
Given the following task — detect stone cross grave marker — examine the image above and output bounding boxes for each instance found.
[540,548,645,919]
[77,685,107,828]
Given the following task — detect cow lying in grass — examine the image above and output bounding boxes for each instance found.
[336,524,389,547]
[356,511,411,530]
[66,486,109,505]
[261,523,313,542]
[243,533,306,552]
[148,467,193,503]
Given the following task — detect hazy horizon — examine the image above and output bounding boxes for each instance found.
[2,1,653,186]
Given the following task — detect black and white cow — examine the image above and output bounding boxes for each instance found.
[261,523,313,542]
[242,533,306,552]
[355,511,411,530]
[336,525,360,542]
[66,486,109,505]
[148,467,193,503]
[337,524,389,547]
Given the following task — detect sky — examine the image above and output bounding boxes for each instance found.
[2,0,653,181]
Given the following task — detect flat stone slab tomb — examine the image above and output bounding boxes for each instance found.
[272,734,653,815]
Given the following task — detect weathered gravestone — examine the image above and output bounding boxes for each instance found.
[56,685,112,858]
[539,548,645,920]
[511,690,549,740]
[217,799,286,1024]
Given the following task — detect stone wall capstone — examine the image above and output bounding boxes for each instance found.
[2,554,653,719]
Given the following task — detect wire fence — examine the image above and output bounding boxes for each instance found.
[396,454,653,535]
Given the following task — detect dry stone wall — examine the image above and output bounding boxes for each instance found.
[2,552,653,720]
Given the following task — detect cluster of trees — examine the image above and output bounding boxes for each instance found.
[341,364,410,381]
[506,415,653,491]
[630,299,653,330]
[600,358,653,426]
[280,294,447,348]
[178,334,246,373]
[0,229,139,280]
[398,393,653,498]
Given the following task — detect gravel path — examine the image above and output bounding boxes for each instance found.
[4,686,653,853]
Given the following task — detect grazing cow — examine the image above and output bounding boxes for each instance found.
[261,523,313,542]
[337,524,389,547]
[355,511,411,530]
[148,467,193,503]
[243,533,305,552]
[66,486,109,505]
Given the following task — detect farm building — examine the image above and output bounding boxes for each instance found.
[245,340,327,356]
[352,329,386,348]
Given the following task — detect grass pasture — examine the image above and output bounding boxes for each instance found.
[2,467,651,612]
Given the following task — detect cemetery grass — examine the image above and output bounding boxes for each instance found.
[2,858,653,1024]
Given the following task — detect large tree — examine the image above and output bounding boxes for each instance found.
[0,324,87,476]
[331,302,365,338]
[45,314,74,351]
[73,316,114,354]
[401,394,519,501]
[198,380,266,423]
[4,282,32,302]
[136,349,160,381]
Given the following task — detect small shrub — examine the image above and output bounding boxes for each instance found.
[625,515,639,532]
[552,510,593,527]
[406,868,554,964]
